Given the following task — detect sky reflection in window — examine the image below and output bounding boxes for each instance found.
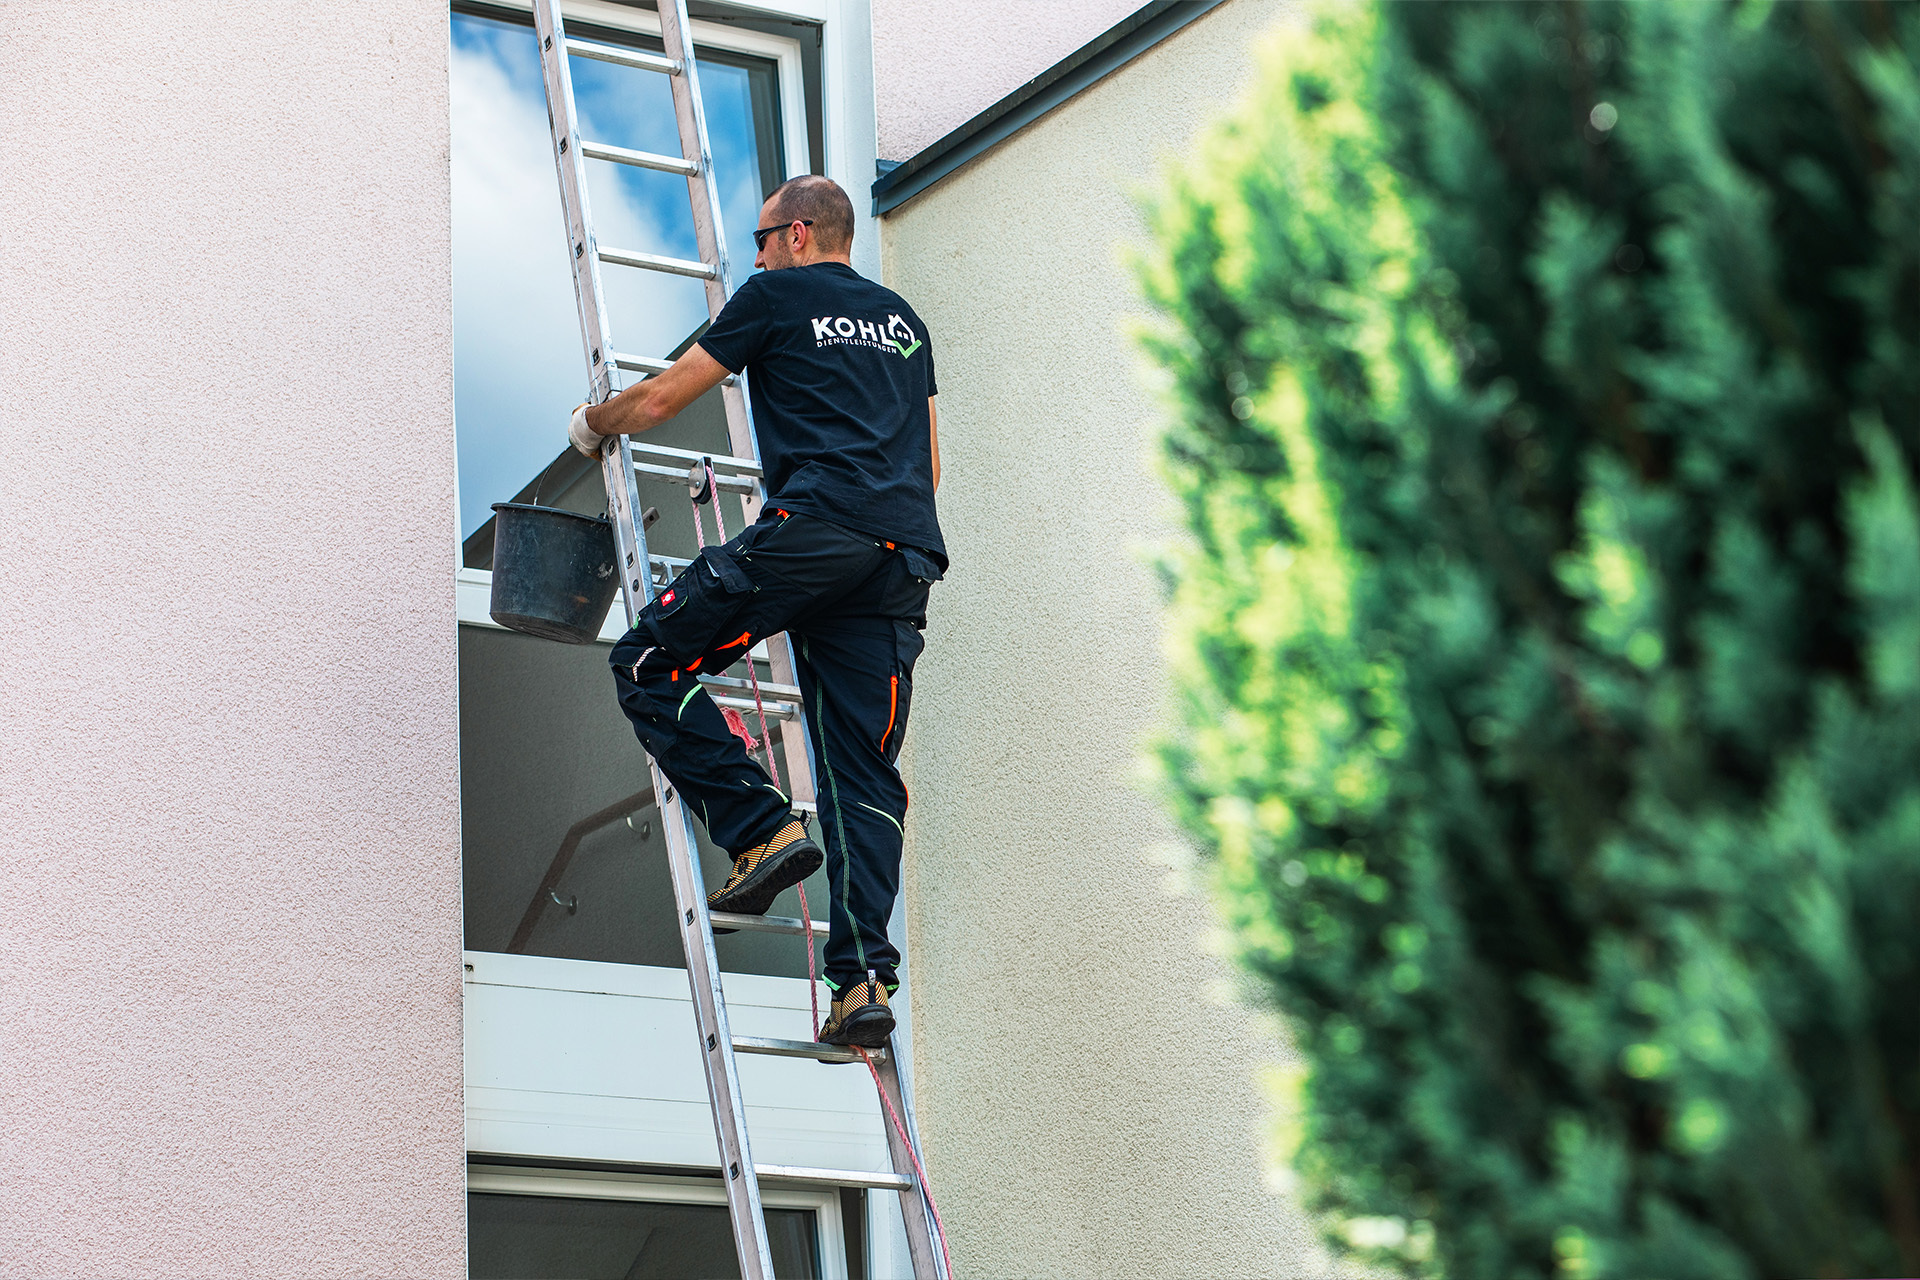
[451,11,781,537]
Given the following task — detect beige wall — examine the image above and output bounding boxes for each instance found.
[871,0,1148,160]
[0,4,464,1275]
[880,2,1338,1276]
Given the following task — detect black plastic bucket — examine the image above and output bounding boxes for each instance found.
[487,502,621,644]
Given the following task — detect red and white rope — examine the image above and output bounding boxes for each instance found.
[690,464,951,1277]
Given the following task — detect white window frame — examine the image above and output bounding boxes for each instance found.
[473,0,811,178]
[468,1163,850,1280]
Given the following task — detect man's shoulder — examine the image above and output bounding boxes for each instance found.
[710,272,773,329]
[732,264,837,308]
[840,274,925,330]
[752,265,928,331]
[726,270,774,303]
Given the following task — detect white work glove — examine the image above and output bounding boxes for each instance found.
[569,403,604,458]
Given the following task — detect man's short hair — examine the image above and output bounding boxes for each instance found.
[766,175,854,253]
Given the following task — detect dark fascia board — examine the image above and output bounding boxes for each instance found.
[871,0,1226,216]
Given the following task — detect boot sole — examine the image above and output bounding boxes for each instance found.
[818,1003,895,1050]
[707,836,823,918]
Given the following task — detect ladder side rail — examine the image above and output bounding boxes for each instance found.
[652,757,777,1280]
[531,5,774,1278]
[874,1050,949,1280]
[656,0,739,369]
[877,872,944,1276]
[531,0,616,409]
[658,0,816,808]
[601,439,775,1280]
[761,640,816,810]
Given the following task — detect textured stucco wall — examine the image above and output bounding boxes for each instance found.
[0,4,464,1276]
[880,2,1339,1276]
[871,0,1148,160]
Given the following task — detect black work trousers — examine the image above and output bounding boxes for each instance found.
[609,510,936,991]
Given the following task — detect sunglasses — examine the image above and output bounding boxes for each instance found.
[752,219,813,250]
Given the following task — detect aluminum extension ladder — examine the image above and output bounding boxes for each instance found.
[530,3,946,1277]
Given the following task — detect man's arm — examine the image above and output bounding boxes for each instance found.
[929,396,940,492]
[586,345,733,438]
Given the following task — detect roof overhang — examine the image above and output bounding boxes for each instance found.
[871,0,1227,216]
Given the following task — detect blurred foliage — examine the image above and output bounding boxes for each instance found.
[1139,2,1919,1276]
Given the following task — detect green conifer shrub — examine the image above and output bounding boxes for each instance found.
[1141,3,1918,1276]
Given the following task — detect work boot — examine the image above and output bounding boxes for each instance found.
[707,817,822,918]
[818,972,896,1049]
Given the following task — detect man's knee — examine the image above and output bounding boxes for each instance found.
[609,626,677,711]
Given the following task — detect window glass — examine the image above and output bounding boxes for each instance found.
[450,6,782,538]
[469,1192,818,1279]
[451,4,809,977]
[459,621,822,976]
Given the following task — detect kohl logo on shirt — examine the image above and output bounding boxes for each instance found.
[810,312,922,359]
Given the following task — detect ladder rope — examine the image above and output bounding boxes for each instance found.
[860,1045,954,1278]
[794,885,952,1277]
[797,882,820,1039]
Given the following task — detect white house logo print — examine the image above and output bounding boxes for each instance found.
[810,312,922,359]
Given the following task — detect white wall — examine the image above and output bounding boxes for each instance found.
[0,4,464,1275]
[878,2,1345,1276]
[871,0,1148,159]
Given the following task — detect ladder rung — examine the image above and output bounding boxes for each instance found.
[733,1035,882,1065]
[612,351,736,387]
[599,244,716,279]
[580,138,697,176]
[630,440,763,478]
[708,911,827,938]
[700,673,801,699]
[564,36,677,76]
[711,694,798,719]
[633,460,756,494]
[755,1163,913,1192]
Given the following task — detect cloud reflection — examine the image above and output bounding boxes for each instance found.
[450,14,773,538]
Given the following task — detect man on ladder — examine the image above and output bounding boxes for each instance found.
[569,174,944,1049]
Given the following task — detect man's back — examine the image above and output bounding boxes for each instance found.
[698,262,944,563]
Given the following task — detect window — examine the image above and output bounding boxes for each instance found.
[452,10,904,1272]
[450,0,816,977]
[468,1166,853,1279]
[451,0,794,540]
[458,619,824,978]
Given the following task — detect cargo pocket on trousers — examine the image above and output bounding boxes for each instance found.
[642,546,753,667]
[897,546,945,585]
[880,621,925,765]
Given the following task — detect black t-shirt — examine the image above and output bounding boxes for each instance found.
[697,262,945,566]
